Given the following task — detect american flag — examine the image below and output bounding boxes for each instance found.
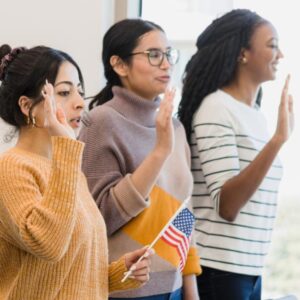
[161,207,195,271]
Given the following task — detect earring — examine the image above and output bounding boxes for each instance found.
[31,116,36,128]
[241,57,247,64]
[27,116,37,127]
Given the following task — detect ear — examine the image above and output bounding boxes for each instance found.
[238,48,249,64]
[18,96,33,117]
[110,55,129,78]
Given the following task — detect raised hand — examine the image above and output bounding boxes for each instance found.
[154,88,176,158]
[42,80,75,139]
[274,74,294,145]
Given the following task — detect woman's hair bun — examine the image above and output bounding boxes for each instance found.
[0,45,27,81]
[0,44,12,60]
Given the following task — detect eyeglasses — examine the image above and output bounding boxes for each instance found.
[128,48,179,66]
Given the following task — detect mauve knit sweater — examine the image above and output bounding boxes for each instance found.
[79,86,201,298]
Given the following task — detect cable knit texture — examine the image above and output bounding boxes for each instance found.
[0,136,140,300]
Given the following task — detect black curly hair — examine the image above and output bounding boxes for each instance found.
[177,9,267,141]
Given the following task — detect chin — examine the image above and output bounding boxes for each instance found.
[157,81,169,89]
[269,67,278,80]
[158,86,169,95]
[262,72,276,82]
[71,126,81,137]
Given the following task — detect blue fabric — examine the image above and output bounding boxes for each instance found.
[109,288,182,300]
[197,266,262,300]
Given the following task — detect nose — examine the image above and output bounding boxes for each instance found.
[159,54,171,69]
[74,91,85,110]
[277,48,284,59]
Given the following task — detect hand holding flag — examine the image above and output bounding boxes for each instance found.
[121,197,195,282]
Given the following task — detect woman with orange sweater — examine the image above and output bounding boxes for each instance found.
[0,44,153,300]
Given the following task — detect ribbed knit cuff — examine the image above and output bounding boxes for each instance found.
[109,256,141,293]
[51,136,84,168]
[182,247,202,276]
[47,137,84,213]
[113,174,149,218]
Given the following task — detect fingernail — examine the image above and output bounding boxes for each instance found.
[148,248,155,255]
[144,249,154,257]
[46,79,49,84]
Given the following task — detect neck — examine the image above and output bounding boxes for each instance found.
[121,81,157,102]
[16,127,52,158]
[222,74,261,107]
[110,86,160,127]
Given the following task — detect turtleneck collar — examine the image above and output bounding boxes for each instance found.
[106,86,161,127]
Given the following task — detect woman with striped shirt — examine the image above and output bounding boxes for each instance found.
[178,9,294,300]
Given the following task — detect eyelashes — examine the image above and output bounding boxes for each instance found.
[56,90,85,97]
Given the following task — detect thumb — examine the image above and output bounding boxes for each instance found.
[127,246,155,263]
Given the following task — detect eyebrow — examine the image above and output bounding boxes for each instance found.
[145,46,172,51]
[54,81,82,87]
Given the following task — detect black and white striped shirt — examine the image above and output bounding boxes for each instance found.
[191,89,282,275]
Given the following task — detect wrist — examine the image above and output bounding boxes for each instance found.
[151,147,171,162]
[270,134,285,149]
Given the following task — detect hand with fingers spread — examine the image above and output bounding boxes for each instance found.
[273,74,294,145]
[124,246,155,284]
[42,80,76,139]
[154,88,176,158]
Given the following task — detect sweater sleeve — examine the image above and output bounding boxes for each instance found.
[183,198,201,276]
[0,137,83,262]
[108,256,141,292]
[79,109,149,236]
[193,98,240,212]
[182,246,201,276]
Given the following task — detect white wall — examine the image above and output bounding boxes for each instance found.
[0,0,117,151]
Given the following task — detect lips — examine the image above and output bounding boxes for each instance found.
[69,116,82,128]
[271,62,279,71]
[156,75,171,83]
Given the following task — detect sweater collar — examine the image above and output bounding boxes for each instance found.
[107,86,160,127]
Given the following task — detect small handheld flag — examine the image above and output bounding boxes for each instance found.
[161,207,195,271]
[121,197,195,282]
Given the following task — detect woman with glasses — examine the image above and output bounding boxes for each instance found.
[79,19,201,300]
[178,9,294,300]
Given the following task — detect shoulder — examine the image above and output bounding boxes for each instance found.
[0,150,26,170]
[79,104,120,142]
[0,150,39,186]
[172,117,187,137]
[84,104,118,127]
[172,117,181,129]
[193,90,231,124]
[200,89,229,110]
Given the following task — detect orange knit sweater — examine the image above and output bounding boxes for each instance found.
[0,137,139,299]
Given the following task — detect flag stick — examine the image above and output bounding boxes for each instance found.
[121,196,190,282]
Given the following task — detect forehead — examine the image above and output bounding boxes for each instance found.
[135,29,169,50]
[250,23,278,44]
[55,61,80,84]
